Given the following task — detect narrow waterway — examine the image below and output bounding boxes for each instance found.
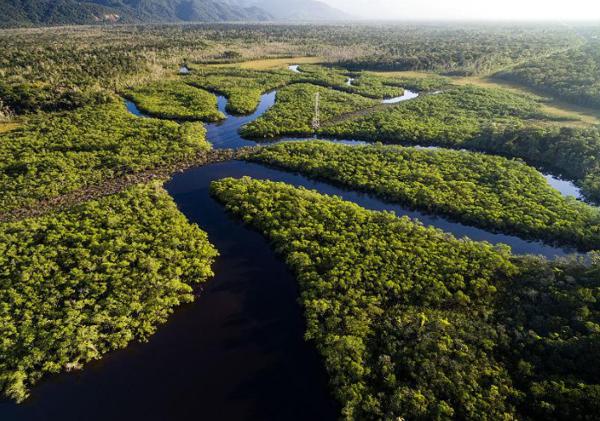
[381,89,420,103]
[1,76,587,420]
[0,161,338,420]
[125,99,148,117]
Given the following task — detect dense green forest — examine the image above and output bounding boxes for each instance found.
[241,84,377,138]
[0,100,209,212]
[496,42,600,109]
[292,64,405,99]
[470,125,600,203]
[321,84,561,147]
[0,24,582,115]
[123,80,224,121]
[211,176,600,420]
[320,85,600,202]
[186,66,293,114]
[249,141,600,250]
[185,64,416,119]
[2,22,600,418]
[0,182,218,402]
[0,0,132,28]
[335,26,581,75]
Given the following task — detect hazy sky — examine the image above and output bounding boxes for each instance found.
[322,0,600,21]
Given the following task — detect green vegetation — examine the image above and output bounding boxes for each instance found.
[211,176,600,420]
[0,182,218,402]
[497,42,600,109]
[320,85,600,202]
[186,67,293,114]
[185,64,413,119]
[0,81,112,115]
[0,24,581,114]
[0,101,209,213]
[497,254,600,420]
[321,85,559,147]
[374,74,451,92]
[123,81,224,122]
[294,64,405,99]
[249,141,600,250]
[337,26,581,75]
[471,125,600,204]
[241,84,377,139]
[0,0,128,28]
[2,22,600,417]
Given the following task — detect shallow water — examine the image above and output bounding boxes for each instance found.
[206,92,276,149]
[544,174,583,199]
[381,89,420,103]
[125,99,147,117]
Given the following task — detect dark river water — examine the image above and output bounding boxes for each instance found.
[0,77,585,420]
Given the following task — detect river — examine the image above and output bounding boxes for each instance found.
[0,76,586,420]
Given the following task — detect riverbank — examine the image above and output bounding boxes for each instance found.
[0,147,255,223]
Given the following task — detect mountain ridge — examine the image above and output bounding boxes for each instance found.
[0,0,349,27]
[0,0,271,27]
[226,0,350,21]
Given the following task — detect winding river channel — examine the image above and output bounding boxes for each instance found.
[0,72,587,420]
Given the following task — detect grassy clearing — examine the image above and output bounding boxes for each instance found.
[213,56,327,70]
[0,122,19,133]
[367,70,600,126]
[367,70,437,79]
[451,76,600,126]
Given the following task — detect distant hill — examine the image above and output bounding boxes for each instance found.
[0,0,273,27]
[227,0,349,21]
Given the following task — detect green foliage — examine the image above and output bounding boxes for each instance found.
[240,84,377,139]
[496,42,600,109]
[0,182,218,402]
[294,64,405,99]
[184,64,425,122]
[470,125,600,203]
[337,26,580,75]
[211,177,600,420]
[0,0,132,28]
[124,80,224,122]
[372,306,517,420]
[379,74,452,92]
[0,29,155,99]
[0,100,210,212]
[497,254,600,420]
[0,81,112,114]
[582,173,600,204]
[186,67,293,114]
[321,85,555,147]
[211,176,517,420]
[320,85,600,201]
[249,141,600,250]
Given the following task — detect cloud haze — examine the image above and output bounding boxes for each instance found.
[321,0,600,21]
